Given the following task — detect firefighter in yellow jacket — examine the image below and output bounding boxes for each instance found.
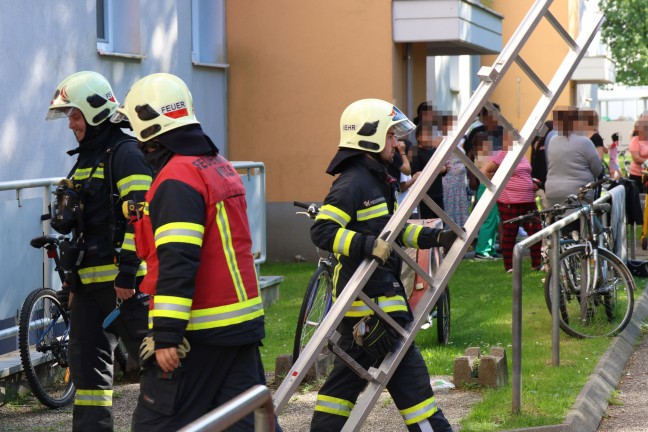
[46,71,152,431]
[310,99,455,432]
[112,73,281,431]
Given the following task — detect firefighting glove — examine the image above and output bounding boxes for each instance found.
[364,236,392,265]
[139,336,191,367]
[436,229,458,252]
[353,315,397,360]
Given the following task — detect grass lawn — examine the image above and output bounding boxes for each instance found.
[259,257,645,431]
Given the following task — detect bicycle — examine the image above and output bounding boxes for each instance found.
[18,234,128,408]
[292,202,334,363]
[506,178,634,338]
[291,202,451,362]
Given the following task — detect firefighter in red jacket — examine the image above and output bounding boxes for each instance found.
[112,73,280,431]
[310,99,455,432]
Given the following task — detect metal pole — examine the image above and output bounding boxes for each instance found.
[512,244,523,414]
[550,231,560,366]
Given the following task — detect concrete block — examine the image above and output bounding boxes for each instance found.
[453,346,508,389]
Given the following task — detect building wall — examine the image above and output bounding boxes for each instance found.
[226,0,401,204]
[0,0,227,189]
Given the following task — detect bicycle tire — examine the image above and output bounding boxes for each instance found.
[292,264,333,362]
[429,247,450,345]
[544,245,634,338]
[436,289,451,345]
[18,288,75,408]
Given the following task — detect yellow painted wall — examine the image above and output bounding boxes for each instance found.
[227,0,400,202]
[486,0,579,130]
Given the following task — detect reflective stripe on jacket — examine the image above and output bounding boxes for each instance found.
[135,153,264,346]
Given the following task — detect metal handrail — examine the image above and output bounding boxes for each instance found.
[178,385,275,432]
[511,186,624,413]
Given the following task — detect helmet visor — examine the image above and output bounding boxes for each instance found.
[46,107,75,121]
[392,117,416,138]
[110,109,128,124]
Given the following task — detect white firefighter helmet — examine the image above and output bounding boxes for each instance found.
[110,73,199,142]
[338,99,415,153]
[46,71,119,126]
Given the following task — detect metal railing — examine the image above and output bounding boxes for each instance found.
[511,186,624,413]
[178,385,275,432]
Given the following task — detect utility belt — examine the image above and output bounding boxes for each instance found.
[59,237,118,274]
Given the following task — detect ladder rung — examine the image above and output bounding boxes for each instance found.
[328,332,374,382]
[393,245,437,292]
[515,55,552,97]
[545,11,578,50]
[356,291,408,338]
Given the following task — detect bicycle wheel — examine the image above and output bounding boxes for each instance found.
[544,245,634,338]
[292,264,333,362]
[429,247,450,345]
[18,288,75,408]
[435,289,451,345]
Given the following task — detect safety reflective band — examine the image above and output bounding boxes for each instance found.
[215,202,248,302]
[117,174,152,198]
[332,261,342,293]
[332,228,356,256]
[149,296,264,330]
[403,224,424,248]
[136,261,147,277]
[151,295,192,321]
[122,232,136,251]
[186,296,264,330]
[399,396,438,425]
[154,222,204,248]
[316,205,351,227]
[78,264,119,284]
[74,166,105,180]
[344,295,408,317]
[314,394,354,417]
[357,202,389,221]
[74,389,113,407]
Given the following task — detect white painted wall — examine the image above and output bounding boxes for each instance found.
[0,0,228,194]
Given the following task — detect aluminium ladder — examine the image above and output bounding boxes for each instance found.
[273,1,606,429]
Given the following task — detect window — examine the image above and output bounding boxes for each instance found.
[191,0,227,68]
[96,0,142,58]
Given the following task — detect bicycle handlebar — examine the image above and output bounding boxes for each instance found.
[294,201,319,219]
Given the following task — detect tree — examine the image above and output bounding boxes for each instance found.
[598,0,648,86]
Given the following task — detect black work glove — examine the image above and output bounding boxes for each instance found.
[355,315,397,361]
[363,235,392,265]
[436,229,458,251]
[55,287,71,310]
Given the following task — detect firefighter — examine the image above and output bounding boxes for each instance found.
[46,71,152,431]
[112,73,280,431]
[310,98,456,432]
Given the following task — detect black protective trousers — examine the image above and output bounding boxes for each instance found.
[68,284,147,432]
[311,318,453,432]
[131,343,283,432]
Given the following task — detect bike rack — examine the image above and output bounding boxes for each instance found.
[511,186,624,413]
